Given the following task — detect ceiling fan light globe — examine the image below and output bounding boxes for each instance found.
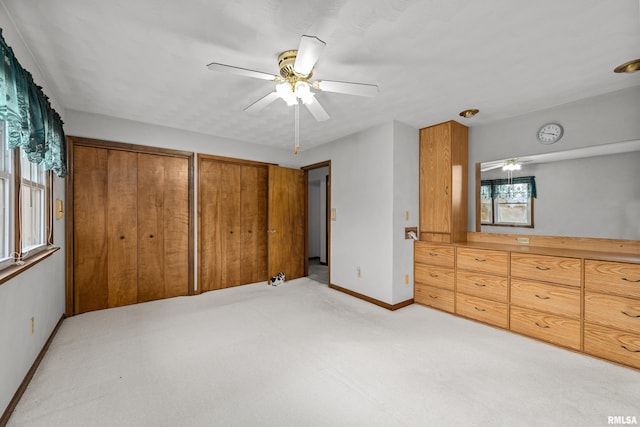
[276,82,297,105]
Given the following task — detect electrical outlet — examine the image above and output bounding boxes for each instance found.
[30,317,34,335]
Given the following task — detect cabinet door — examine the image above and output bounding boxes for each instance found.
[240,165,268,284]
[268,165,305,280]
[107,150,138,307]
[73,146,108,314]
[199,160,241,290]
[420,124,452,235]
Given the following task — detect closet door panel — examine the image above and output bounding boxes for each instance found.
[199,160,241,290]
[107,150,138,307]
[137,153,166,302]
[218,163,242,287]
[163,156,190,297]
[73,146,108,314]
[240,165,268,284]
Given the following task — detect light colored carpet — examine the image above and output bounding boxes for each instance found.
[307,258,328,285]
[7,278,640,426]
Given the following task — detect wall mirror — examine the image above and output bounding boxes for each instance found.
[477,139,640,241]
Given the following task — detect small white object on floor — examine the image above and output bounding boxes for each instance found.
[268,271,285,286]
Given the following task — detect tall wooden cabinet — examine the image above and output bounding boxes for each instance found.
[419,120,468,243]
[198,155,268,291]
[69,138,193,315]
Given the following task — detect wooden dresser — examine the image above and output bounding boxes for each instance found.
[413,236,640,370]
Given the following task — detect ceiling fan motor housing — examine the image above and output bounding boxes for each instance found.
[278,50,313,81]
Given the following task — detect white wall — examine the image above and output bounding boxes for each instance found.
[293,121,418,305]
[308,181,321,258]
[392,121,419,304]
[0,9,67,415]
[293,123,396,303]
[469,86,640,235]
[307,166,329,263]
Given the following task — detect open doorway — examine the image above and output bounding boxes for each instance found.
[303,161,330,285]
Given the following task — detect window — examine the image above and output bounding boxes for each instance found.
[0,124,14,269]
[20,149,47,252]
[481,177,536,227]
[0,121,51,270]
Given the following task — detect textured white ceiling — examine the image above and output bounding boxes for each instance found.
[2,0,639,151]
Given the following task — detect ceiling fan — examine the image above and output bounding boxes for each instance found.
[207,35,379,152]
[481,158,533,173]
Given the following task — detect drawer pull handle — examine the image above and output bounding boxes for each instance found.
[622,277,640,283]
[474,282,486,287]
[475,258,486,262]
[535,294,550,300]
[535,322,550,329]
[428,252,438,257]
[474,306,486,312]
[621,311,640,318]
[621,345,640,353]
[429,273,439,278]
[429,295,438,299]
[536,266,551,271]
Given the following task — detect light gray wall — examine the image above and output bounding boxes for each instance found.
[469,85,640,238]
[0,10,67,415]
[308,182,321,258]
[293,121,418,305]
[308,166,329,264]
[293,122,396,303]
[392,121,419,304]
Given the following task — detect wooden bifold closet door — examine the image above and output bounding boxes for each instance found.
[198,156,268,291]
[70,139,193,315]
[198,156,306,292]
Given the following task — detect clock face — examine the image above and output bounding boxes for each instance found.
[537,123,563,144]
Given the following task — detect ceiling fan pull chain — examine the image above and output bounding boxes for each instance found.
[294,101,300,155]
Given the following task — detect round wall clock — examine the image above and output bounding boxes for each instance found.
[537,123,564,144]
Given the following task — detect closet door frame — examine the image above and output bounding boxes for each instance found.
[65,136,195,317]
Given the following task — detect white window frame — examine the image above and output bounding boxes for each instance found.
[0,122,15,269]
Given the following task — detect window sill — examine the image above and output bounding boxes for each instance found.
[0,247,60,286]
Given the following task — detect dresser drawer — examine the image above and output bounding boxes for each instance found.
[455,294,508,328]
[415,242,454,268]
[511,278,581,319]
[456,247,508,276]
[415,264,454,291]
[415,283,454,312]
[511,253,581,287]
[584,323,640,369]
[456,270,508,303]
[585,260,640,299]
[511,307,580,350]
[584,291,640,333]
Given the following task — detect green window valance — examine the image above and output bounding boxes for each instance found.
[0,28,67,177]
[481,176,536,200]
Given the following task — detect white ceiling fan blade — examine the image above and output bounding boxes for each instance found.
[304,98,330,122]
[314,80,379,97]
[207,63,280,81]
[293,35,326,76]
[244,91,280,113]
